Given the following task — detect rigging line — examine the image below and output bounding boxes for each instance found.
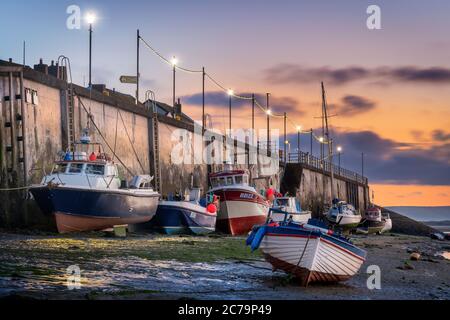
[75,94,135,176]
[117,110,147,174]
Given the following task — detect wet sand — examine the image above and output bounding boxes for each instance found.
[0,231,448,300]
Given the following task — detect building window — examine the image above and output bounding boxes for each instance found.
[25,88,33,103]
[32,90,39,105]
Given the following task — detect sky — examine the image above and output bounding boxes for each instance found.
[1,0,449,206]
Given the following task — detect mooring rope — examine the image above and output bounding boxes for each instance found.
[0,186,32,191]
[75,94,135,176]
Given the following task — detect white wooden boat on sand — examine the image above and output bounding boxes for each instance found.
[247,208,367,286]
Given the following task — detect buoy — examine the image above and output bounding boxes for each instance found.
[64,151,72,161]
[206,203,217,214]
[89,152,97,161]
[266,188,275,201]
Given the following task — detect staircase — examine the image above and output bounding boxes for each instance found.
[151,111,161,192]
[67,85,75,151]
[145,91,161,193]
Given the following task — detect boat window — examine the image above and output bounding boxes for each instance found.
[219,177,226,186]
[234,175,243,184]
[68,163,84,173]
[226,177,233,185]
[275,198,289,206]
[139,182,151,189]
[85,164,105,175]
[295,200,301,212]
[211,178,218,187]
[54,163,68,174]
[243,175,248,185]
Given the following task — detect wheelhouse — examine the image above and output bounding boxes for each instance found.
[273,197,302,213]
[209,170,249,188]
[52,161,117,177]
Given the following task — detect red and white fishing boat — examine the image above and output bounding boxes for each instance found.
[208,167,269,235]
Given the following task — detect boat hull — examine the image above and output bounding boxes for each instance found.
[30,186,159,233]
[327,214,361,228]
[212,188,269,235]
[151,202,216,235]
[356,219,386,234]
[381,218,392,233]
[257,226,366,286]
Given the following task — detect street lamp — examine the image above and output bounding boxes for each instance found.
[171,56,178,107]
[227,89,233,132]
[296,125,302,160]
[86,12,96,88]
[337,146,342,175]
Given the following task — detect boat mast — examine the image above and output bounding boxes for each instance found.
[321,82,335,200]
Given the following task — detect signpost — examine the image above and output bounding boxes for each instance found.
[120,75,138,84]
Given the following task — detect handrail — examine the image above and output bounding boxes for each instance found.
[286,151,368,185]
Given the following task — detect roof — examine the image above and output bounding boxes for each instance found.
[0,59,194,124]
[209,170,248,178]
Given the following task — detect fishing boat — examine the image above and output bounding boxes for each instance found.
[247,208,367,286]
[208,166,269,235]
[380,211,392,233]
[272,196,311,224]
[326,199,362,229]
[150,188,218,235]
[29,140,160,233]
[356,206,385,234]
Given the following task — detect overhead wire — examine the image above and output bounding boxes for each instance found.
[139,35,330,145]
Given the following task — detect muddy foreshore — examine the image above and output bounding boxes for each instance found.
[0,231,448,300]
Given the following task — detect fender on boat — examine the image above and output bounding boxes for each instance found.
[247,226,268,252]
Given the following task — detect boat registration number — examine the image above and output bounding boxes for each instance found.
[240,193,254,199]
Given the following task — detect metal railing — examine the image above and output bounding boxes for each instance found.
[287,151,368,185]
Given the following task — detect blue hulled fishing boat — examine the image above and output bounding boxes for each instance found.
[150,188,218,235]
[29,139,160,233]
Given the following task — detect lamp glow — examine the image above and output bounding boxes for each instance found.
[337,146,342,152]
[319,137,324,143]
[266,109,272,115]
[171,56,178,66]
[227,89,234,96]
[285,140,289,144]
[296,125,302,132]
[85,12,97,24]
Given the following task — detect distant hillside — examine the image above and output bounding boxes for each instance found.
[386,206,450,222]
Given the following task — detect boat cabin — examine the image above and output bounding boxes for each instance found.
[44,156,121,189]
[209,170,249,188]
[365,207,382,221]
[273,197,302,213]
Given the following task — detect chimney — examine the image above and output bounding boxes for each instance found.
[48,60,58,77]
[34,58,48,75]
[174,98,182,117]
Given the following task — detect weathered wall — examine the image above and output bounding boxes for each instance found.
[281,163,369,216]
[23,78,63,183]
[74,96,151,179]
[157,121,209,195]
